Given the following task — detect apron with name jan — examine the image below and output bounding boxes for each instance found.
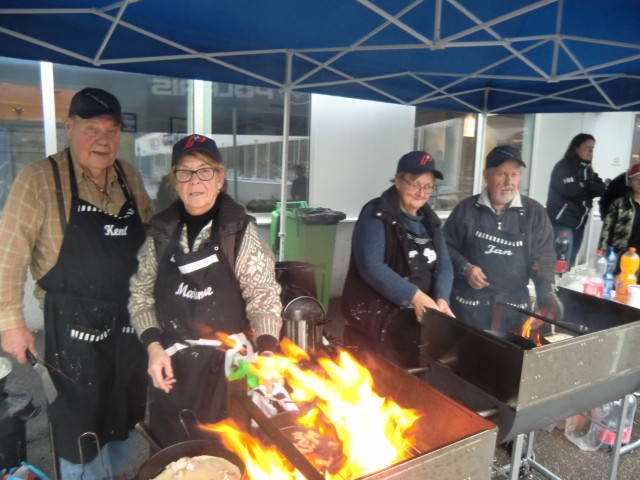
[452,208,530,331]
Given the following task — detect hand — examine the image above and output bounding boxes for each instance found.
[1,327,35,364]
[410,290,438,324]
[436,298,455,317]
[537,291,564,321]
[147,342,176,393]
[465,265,490,290]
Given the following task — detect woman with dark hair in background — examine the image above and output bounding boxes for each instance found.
[546,133,606,268]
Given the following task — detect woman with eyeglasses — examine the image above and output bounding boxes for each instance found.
[341,151,454,369]
[128,134,282,445]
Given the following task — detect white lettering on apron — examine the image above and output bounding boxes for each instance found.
[174,282,214,300]
[103,225,129,236]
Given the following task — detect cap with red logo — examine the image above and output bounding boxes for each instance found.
[396,151,443,179]
[628,163,640,180]
[172,134,221,166]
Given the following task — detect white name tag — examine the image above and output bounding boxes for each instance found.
[178,253,219,274]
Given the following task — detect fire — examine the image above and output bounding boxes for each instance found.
[520,317,543,346]
[206,339,422,479]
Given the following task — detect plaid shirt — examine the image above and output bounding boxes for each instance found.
[0,149,154,331]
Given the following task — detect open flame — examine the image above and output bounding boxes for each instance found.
[520,317,543,346]
[205,339,422,479]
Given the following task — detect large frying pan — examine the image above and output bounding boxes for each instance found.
[135,423,247,480]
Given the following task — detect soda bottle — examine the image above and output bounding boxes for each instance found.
[615,247,640,304]
[555,232,570,274]
[592,395,637,451]
[583,250,605,298]
[603,246,616,300]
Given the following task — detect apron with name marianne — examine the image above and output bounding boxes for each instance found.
[149,220,249,445]
[38,153,147,464]
[452,207,531,331]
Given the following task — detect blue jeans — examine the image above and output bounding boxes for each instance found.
[59,430,136,480]
[553,225,585,269]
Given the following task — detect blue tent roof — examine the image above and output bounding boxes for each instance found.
[1,0,640,113]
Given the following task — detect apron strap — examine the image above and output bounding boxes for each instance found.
[113,159,138,212]
[48,156,68,234]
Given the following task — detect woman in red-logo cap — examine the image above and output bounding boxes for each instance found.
[341,151,455,369]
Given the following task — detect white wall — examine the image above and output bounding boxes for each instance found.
[307,94,415,297]
[309,94,415,218]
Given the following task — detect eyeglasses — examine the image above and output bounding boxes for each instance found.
[174,167,217,183]
[401,176,436,194]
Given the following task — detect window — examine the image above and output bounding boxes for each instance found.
[52,65,191,211]
[0,57,45,210]
[485,114,535,196]
[414,109,477,211]
[210,88,311,214]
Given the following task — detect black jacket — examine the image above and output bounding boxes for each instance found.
[546,157,606,230]
[341,186,444,340]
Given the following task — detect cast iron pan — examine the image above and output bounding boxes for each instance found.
[136,433,246,480]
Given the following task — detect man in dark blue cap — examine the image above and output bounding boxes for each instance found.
[0,87,154,479]
[443,145,561,331]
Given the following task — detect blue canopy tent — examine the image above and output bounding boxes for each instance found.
[1,0,640,254]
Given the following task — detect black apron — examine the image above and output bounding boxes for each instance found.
[380,231,437,369]
[451,206,531,331]
[149,221,249,445]
[37,154,146,464]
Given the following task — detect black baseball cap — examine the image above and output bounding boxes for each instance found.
[172,134,221,166]
[68,87,122,123]
[486,145,526,168]
[396,151,443,179]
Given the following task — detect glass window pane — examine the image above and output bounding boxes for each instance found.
[210,88,311,214]
[485,114,534,196]
[0,57,45,210]
[52,65,191,210]
[414,109,476,211]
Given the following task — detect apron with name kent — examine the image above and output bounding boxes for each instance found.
[37,154,146,464]
[149,221,249,445]
[451,208,531,331]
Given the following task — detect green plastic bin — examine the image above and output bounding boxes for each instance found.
[270,202,345,311]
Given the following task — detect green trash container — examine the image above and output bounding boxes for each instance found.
[271,203,345,311]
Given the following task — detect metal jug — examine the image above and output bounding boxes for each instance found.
[282,296,327,352]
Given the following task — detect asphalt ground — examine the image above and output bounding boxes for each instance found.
[1,297,639,479]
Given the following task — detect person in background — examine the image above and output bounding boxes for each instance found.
[443,145,560,331]
[0,88,154,479]
[341,151,454,369]
[546,133,606,268]
[291,164,308,201]
[598,164,640,273]
[128,134,282,445]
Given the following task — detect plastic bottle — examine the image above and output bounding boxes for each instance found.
[590,395,638,451]
[555,232,570,274]
[583,250,605,298]
[615,247,640,304]
[603,246,616,300]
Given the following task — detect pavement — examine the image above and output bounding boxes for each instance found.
[1,297,639,479]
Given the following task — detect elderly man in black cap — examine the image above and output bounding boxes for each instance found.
[443,145,560,331]
[0,87,154,479]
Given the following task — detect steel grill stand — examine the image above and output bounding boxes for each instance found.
[419,287,640,480]
[227,352,498,480]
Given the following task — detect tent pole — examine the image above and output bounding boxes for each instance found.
[278,50,293,261]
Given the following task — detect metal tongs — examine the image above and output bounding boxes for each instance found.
[495,301,588,335]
